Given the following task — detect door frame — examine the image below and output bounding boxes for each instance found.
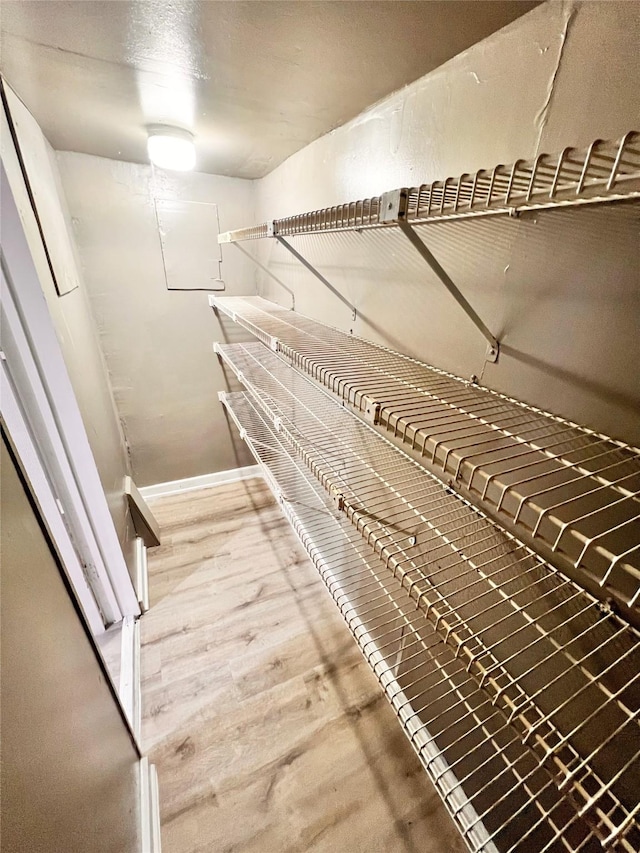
[1,160,139,626]
[0,359,105,635]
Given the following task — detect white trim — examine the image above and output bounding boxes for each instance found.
[1,271,123,624]
[135,537,149,613]
[139,757,162,853]
[149,763,162,853]
[139,465,262,500]
[119,615,141,744]
[1,133,139,620]
[1,359,105,636]
[139,758,151,853]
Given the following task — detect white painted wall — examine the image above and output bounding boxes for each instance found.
[254,0,640,444]
[57,153,257,486]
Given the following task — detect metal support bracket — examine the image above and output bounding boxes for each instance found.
[273,200,499,363]
[232,242,296,310]
[275,235,355,314]
[363,397,381,425]
[396,218,500,362]
[380,188,408,223]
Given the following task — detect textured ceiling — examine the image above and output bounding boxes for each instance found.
[0,0,538,179]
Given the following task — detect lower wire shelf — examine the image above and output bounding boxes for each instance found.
[215,340,640,852]
[221,389,606,853]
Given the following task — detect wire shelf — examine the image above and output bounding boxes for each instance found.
[218,132,640,243]
[211,296,640,622]
[221,389,608,853]
[214,340,640,851]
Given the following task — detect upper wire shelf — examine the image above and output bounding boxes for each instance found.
[211,296,640,625]
[215,339,640,851]
[219,132,640,243]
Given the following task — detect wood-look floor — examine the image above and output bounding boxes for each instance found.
[141,478,466,853]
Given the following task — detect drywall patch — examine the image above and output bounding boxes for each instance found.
[154,197,225,292]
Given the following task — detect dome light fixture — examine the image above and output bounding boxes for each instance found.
[147,125,196,171]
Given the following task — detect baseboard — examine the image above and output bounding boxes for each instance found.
[135,537,149,613]
[139,465,262,500]
[120,615,141,744]
[140,756,162,853]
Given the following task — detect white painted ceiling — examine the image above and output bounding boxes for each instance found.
[0,1,538,179]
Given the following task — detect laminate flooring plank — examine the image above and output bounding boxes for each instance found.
[141,478,467,853]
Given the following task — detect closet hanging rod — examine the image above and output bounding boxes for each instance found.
[218,131,640,244]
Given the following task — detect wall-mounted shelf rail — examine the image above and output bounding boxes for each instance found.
[211,296,640,625]
[218,132,640,244]
[220,388,609,853]
[213,337,640,852]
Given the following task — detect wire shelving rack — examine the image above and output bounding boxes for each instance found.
[214,339,640,852]
[212,295,640,625]
[221,389,611,853]
[208,129,640,853]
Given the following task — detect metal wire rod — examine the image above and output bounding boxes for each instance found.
[397,219,499,358]
[275,235,355,313]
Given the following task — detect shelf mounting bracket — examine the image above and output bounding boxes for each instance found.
[275,235,355,314]
[383,190,500,362]
[232,242,296,310]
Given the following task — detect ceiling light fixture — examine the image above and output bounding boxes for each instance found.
[147,126,196,171]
